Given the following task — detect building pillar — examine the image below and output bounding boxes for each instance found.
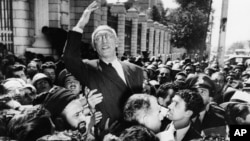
[159,24,165,56]
[154,22,160,56]
[110,2,126,58]
[139,12,147,52]
[101,6,108,25]
[164,29,168,55]
[12,0,34,55]
[147,19,154,57]
[27,0,52,55]
[60,0,70,30]
[126,7,139,57]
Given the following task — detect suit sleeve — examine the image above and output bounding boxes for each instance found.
[63,31,88,85]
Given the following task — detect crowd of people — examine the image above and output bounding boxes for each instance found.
[1,1,250,141]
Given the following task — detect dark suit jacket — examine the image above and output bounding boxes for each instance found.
[63,31,145,131]
[182,126,202,141]
[193,104,226,133]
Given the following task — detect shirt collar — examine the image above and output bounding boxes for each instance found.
[175,122,191,141]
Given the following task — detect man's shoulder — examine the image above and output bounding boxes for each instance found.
[82,59,99,68]
[121,61,144,71]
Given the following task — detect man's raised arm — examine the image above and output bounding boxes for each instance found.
[63,1,99,84]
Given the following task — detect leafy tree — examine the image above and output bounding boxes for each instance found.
[151,5,162,22]
[164,0,213,53]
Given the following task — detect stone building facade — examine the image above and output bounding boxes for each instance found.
[0,0,183,61]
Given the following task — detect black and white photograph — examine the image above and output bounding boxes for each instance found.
[1,0,250,140]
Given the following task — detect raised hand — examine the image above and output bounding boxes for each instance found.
[87,89,103,110]
[75,1,99,30]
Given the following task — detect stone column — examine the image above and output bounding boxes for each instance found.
[48,0,60,27]
[147,19,154,56]
[12,0,34,55]
[164,29,168,55]
[60,0,70,30]
[27,0,52,55]
[110,2,126,58]
[126,7,139,57]
[154,22,160,56]
[101,6,108,25]
[139,12,147,52]
[159,24,165,56]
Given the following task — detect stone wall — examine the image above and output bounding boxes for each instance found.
[12,0,34,56]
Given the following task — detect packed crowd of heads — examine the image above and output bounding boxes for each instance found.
[1,48,250,141]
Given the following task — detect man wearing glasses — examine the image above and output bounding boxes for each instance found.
[63,1,146,135]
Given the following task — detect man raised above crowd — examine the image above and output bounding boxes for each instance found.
[63,1,145,134]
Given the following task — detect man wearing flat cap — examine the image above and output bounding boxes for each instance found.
[63,1,146,135]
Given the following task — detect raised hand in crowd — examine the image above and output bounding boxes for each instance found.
[75,1,99,30]
[87,89,103,111]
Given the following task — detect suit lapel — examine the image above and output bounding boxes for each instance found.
[120,62,134,93]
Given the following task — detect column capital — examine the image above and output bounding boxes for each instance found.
[126,7,139,20]
[110,2,126,16]
[138,12,147,23]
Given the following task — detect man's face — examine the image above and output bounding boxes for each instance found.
[62,99,92,131]
[35,79,51,93]
[168,95,190,121]
[13,70,27,82]
[197,87,210,106]
[185,66,194,75]
[43,68,56,83]
[157,68,171,84]
[65,76,81,95]
[211,74,225,92]
[142,97,166,132]
[94,30,117,59]
[158,89,175,107]
[175,74,186,82]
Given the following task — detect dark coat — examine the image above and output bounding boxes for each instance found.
[63,31,145,131]
[193,104,226,134]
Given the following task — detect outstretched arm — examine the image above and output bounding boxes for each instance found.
[63,1,99,86]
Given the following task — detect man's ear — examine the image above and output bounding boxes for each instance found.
[185,110,193,118]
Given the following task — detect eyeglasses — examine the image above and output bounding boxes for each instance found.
[94,33,115,42]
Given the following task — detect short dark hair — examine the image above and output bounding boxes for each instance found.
[156,82,178,99]
[124,94,152,122]
[119,125,159,141]
[176,89,204,118]
[225,103,250,125]
[185,74,216,97]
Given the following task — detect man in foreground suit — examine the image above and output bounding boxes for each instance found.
[63,1,145,134]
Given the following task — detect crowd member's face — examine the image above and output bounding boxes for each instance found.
[35,79,51,93]
[13,70,27,82]
[142,97,166,132]
[158,89,175,107]
[168,95,191,121]
[65,76,82,95]
[211,74,225,92]
[27,62,38,77]
[62,99,92,130]
[43,68,56,83]
[94,30,117,60]
[234,69,242,76]
[184,66,194,75]
[157,68,171,84]
[175,74,186,82]
[197,87,210,106]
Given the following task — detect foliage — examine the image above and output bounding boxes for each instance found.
[164,0,212,51]
[151,5,162,22]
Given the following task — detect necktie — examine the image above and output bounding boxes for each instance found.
[194,114,202,132]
